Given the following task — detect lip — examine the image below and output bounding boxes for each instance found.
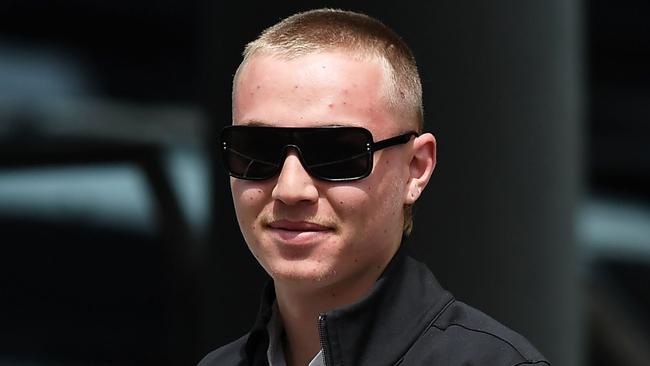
[267,220,333,245]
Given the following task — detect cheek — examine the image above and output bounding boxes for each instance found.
[327,179,402,227]
[362,160,409,225]
[231,180,269,225]
[327,186,369,215]
[377,153,410,204]
[327,152,408,215]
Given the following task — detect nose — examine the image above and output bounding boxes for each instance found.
[271,149,319,205]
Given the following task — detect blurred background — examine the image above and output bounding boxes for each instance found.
[0,1,648,365]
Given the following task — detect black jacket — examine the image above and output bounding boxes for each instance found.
[198,251,549,366]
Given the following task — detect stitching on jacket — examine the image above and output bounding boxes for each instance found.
[512,361,551,366]
[433,322,546,364]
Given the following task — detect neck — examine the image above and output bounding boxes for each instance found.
[274,264,390,366]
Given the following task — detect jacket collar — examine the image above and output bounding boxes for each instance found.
[245,281,276,366]
[246,248,454,366]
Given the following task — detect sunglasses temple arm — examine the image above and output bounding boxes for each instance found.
[371,131,419,152]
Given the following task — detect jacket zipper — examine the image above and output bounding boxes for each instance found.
[318,314,332,366]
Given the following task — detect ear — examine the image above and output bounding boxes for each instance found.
[404,133,436,204]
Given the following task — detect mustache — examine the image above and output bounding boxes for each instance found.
[259,212,339,230]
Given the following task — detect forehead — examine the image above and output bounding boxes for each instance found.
[233,52,398,136]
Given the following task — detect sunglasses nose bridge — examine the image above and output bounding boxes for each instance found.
[279,144,309,169]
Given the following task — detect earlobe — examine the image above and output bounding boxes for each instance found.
[406,185,422,204]
[404,133,436,204]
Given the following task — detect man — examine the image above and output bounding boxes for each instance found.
[199,8,549,366]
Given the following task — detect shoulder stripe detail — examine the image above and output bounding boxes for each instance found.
[433,322,548,365]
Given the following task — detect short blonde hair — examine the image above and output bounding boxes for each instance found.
[233,8,423,235]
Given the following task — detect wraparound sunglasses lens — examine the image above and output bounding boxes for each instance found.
[220,126,418,181]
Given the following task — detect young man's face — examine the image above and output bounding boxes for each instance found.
[230,51,414,291]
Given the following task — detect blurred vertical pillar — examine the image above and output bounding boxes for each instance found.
[404,1,584,365]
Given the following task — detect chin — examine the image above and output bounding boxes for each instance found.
[267,260,338,285]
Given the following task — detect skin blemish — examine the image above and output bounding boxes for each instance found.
[328,103,334,109]
[343,101,347,105]
[339,201,344,205]
[256,85,261,89]
[354,258,358,263]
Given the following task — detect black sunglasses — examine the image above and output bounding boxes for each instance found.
[220,125,418,182]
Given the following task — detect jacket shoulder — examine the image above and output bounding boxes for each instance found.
[197,334,249,366]
[404,300,550,365]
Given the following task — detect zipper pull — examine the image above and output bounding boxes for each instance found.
[318,314,330,366]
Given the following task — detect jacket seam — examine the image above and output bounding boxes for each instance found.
[393,296,456,365]
[430,297,457,325]
[433,322,546,364]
